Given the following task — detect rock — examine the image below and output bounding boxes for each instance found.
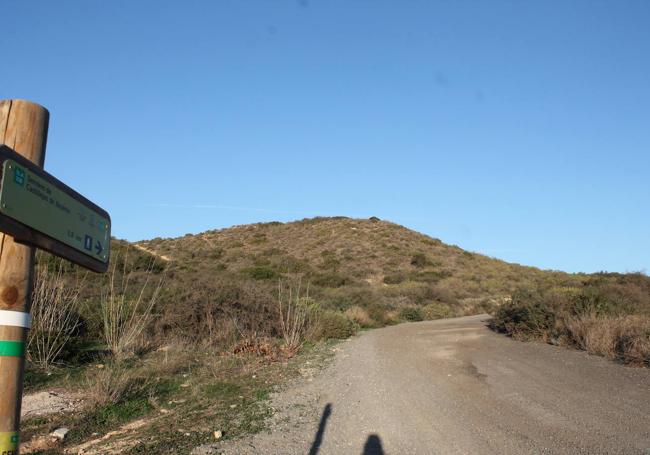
[49,427,69,441]
[213,430,223,440]
[22,391,80,418]
[191,443,221,454]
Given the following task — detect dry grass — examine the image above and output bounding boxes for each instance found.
[345,306,372,326]
[28,255,85,367]
[277,277,311,355]
[232,335,281,360]
[102,247,165,358]
[87,364,149,405]
[564,313,650,366]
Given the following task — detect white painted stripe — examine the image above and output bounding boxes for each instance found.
[0,310,31,328]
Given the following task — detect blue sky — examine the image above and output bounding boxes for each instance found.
[3,1,649,273]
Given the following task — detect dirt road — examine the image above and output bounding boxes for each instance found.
[219,315,650,455]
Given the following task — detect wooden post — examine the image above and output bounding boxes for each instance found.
[0,100,49,454]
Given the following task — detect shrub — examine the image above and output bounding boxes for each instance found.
[102,248,165,358]
[316,311,356,339]
[87,363,150,405]
[312,273,349,288]
[410,253,429,268]
[383,273,406,285]
[366,304,389,326]
[421,302,454,320]
[490,298,555,340]
[243,266,279,280]
[564,314,650,366]
[276,278,312,355]
[28,255,85,368]
[399,307,423,322]
[570,287,620,317]
[345,306,373,327]
[410,270,452,284]
[156,277,278,348]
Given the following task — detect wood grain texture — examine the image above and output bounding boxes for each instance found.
[0,100,49,434]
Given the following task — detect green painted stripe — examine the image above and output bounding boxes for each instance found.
[0,340,24,357]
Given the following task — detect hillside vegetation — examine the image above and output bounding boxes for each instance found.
[491,272,650,366]
[138,216,581,331]
[21,216,649,452]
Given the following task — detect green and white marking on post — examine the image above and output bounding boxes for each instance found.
[0,310,31,328]
[0,341,25,357]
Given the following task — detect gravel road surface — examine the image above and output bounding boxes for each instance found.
[219,314,650,455]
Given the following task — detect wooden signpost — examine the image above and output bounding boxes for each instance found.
[0,145,111,273]
[0,99,110,454]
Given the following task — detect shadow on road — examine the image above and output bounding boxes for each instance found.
[308,404,385,455]
[309,403,332,455]
[362,434,385,455]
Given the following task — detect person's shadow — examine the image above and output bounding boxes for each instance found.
[308,404,385,455]
[309,403,332,455]
[362,434,385,455]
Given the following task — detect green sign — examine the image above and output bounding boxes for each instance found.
[0,159,110,263]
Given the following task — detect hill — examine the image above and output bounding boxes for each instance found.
[134,216,648,367]
[137,216,580,322]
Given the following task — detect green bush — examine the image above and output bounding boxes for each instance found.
[242,266,279,280]
[490,298,555,339]
[571,287,619,316]
[366,303,389,326]
[317,311,357,339]
[421,302,454,320]
[312,273,349,288]
[383,273,406,285]
[399,307,423,322]
[410,270,452,283]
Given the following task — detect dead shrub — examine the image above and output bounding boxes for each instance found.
[345,306,372,327]
[277,277,312,355]
[28,255,85,368]
[232,335,280,361]
[102,247,165,358]
[156,278,278,350]
[383,310,401,325]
